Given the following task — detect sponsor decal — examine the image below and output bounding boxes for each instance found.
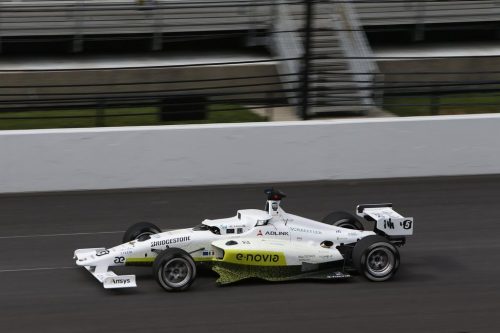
[223,250,286,266]
[383,219,395,229]
[319,254,334,260]
[265,231,289,236]
[257,230,263,236]
[226,225,246,229]
[236,253,281,263]
[202,250,215,256]
[298,254,315,261]
[327,272,347,279]
[290,227,322,235]
[271,202,278,211]
[151,236,191,247]
[112,278,131,284]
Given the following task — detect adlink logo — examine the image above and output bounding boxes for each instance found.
[112,278,131,284]
[236,253,280,263]
[265,231,289,236]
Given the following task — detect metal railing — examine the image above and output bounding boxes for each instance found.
[0,0,498,128]
[331,0,382,108]
[270,0,303,114]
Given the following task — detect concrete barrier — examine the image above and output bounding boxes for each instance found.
[1,114,500,193]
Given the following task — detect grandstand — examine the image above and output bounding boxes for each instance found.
[356,1,500,26]
[0,0,499,123]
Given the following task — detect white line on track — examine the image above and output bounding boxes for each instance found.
[0,230,123,240]
[0,266,77,273]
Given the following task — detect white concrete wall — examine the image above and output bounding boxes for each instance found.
[1,114,500,193]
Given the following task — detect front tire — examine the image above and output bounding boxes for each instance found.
[322,211,364,230]
[122,222,161,243]
[153,248,196,292]
[352,235,400,282]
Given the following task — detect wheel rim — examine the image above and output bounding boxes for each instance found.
[136,231,154,241]
[366,247,395,277]
[162,258,192,288]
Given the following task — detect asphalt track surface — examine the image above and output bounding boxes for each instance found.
[1,176,499,333]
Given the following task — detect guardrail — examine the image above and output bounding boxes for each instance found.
[2,114,500,193]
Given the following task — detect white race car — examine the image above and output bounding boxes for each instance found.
[74,189,414,291]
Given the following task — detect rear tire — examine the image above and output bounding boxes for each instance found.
[322,211,364,230]
[352,235,400,282]
[153,248,196,292]
[122,222,161,243]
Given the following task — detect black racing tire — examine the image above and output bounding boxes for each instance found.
[352,235,400,282]
[322,211,364,230]
[153,248,197,292]
[122,222,161,243]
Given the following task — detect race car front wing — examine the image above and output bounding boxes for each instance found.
[74,248,137,289]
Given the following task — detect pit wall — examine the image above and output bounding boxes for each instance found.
[1,114,500,193]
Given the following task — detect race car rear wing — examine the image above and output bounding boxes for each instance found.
[356,204,414,237]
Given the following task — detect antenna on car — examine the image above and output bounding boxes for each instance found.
[264,188,286,215]
[264,188,287,201]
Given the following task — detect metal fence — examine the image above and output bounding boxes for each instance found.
[0,0,500,129]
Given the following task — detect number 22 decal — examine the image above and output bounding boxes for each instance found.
[114,256,125,264]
